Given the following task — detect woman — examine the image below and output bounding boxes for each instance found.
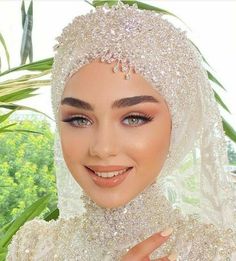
[6,1,236,260]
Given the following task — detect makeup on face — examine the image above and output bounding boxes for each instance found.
[58,59,171,208]
[60,95,160,128]
[85,166,134,188]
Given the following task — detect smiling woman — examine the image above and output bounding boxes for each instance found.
[6,1,236,261]
[58,58,171,208]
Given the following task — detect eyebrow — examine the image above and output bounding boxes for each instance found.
[60,95,159,111]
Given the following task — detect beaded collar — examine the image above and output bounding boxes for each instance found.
[48,180,236,261]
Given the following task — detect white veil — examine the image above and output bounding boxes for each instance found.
[50,1,236,234]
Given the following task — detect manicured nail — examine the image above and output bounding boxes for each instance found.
[160,227,173,237]
[167,251,177,261]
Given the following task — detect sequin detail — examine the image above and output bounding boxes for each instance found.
[6,182,236,260]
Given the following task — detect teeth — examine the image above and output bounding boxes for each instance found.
[94,168,129,178]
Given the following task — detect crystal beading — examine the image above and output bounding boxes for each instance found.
[6,181,236,260]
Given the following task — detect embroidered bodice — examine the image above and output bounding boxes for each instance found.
[6,182,236,261]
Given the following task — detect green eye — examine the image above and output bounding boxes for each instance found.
[62,113,154,128]
[123,114,153,126]
[62,116,91,127]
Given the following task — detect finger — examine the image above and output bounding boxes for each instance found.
[126,227,173,260]
[142,256,151,261]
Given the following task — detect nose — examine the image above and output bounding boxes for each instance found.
[89,122,118,158]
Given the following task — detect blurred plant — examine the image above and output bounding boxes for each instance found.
[0,0,53,136]
[0,195,59,261]
[0,2,55,258]
[0,117,57,225]
[0,117,59,261]
[20,0,33,65]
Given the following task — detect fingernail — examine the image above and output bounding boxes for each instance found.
[160,227,173,237]
[167,251,178,261]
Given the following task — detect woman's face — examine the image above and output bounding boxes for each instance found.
[58,58,172,208]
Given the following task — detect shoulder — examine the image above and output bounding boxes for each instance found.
[182,215,236,261]
[5,216,82,260]
[6,218,53,261]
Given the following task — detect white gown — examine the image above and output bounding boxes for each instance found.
[6,181,236,261]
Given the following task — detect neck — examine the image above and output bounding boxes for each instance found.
[78,180,179,259]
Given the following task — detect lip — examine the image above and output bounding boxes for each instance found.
[86,165,132,172]
[85,166,133,188]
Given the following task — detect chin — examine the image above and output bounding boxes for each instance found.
[93,196,131,209]
[91,185,143,209]
[84,184,134,209]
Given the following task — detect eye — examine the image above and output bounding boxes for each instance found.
[62,116,91,128]
[123,113,154,126]
[62,113,154,128]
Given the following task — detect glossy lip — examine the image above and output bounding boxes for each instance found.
[86,165,132,172]
[85,166,133,188]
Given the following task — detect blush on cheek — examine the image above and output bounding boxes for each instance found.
[60,131,76,161]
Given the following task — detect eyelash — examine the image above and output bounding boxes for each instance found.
[62,113,154,128]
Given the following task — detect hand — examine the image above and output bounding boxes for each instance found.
[120,227,177,261]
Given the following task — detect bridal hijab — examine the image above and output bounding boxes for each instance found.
[6,1,236,260]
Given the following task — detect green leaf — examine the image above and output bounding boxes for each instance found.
[0,128,44,135]
[0,80,51,91]
[44,207,59,221]
[84,0,94,7]
[0,88,38,102]
[28,0,33,64]
[29,34,33,63]
[207,70,226,91]
[123,0,177,17]
[0,123,17,131]
[213,89,231,113]
[0,32,10,70]
[20,0,33,65]
[190,41,214,71]
[222,118,236,143]
[21,0,26,28]
[0,70,51,86]
[0,109,18,123]
[0,250,7,261]
[0,221,14,236]
[91,0,187,26]
[0,102,54,121]
[93,0,118,7]
[0,58,53,77]
[0,195,50,248]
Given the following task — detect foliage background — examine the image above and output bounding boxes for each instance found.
[0,114,57,228]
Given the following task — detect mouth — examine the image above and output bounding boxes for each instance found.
[85,166,133,188]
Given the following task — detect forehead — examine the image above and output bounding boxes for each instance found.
[62,58,164,102]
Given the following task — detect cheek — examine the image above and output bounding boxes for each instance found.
[130,113,171,170]
[59,126,84,164]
